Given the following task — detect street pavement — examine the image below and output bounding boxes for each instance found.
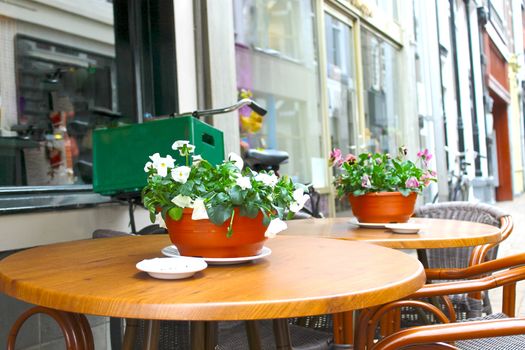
[491,195,525,316]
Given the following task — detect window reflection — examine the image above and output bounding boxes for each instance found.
[10,36,117,186]
[361,29,401,154]
[234,0,325,187]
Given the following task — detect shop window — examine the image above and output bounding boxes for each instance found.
[361,28,402,154]
[5,36,117,187]
[233,0,325,188]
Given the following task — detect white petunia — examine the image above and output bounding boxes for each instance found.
[264,218,288,238]
[289,188,310,213]
[172,140,195,156]
[171,166,191,183]
[150,154,175,177]
[171,140,189,150]
[192,198,209,220]
[144,161,153,172]
[255,173,278,187]
[192,154,203,165]
[236,176,252,190]
[228,152,244,170]
[171,194,193,208]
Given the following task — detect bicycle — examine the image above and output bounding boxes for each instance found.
[432,150,474,203]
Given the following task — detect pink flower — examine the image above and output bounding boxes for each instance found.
[420,170,437,186]
[405,177,420,189]
[417,149,433,163]
[329,148,343,167]
[344,153,357,164]
[361,175,372,188]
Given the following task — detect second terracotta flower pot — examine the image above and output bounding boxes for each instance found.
[165,208,267,258]
[348,192,417,223]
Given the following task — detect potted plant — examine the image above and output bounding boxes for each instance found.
[330,146,437,223]
[142,140,309,258]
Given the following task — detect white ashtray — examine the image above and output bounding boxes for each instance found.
[385,223,422,234]
[136,257,207,280]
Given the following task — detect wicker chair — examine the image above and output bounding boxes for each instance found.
[357,251,525,350]
[412,201,513,321]
[93,227,334,349]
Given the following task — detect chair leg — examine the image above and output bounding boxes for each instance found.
[273,319,293,350]
[191,321,218,350]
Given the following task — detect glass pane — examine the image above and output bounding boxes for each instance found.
[234,0,325,187]
[361,28,402,154]
[324,13,358,215]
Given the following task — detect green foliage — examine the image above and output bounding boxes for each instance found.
[331,148,437,198]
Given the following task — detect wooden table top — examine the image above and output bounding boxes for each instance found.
[283,217,502,249]
[0,235,424,321]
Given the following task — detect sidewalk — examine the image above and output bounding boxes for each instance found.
[491,194,525,316]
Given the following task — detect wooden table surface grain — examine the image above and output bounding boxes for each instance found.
[283,217,502,249]
[0,235,425,321]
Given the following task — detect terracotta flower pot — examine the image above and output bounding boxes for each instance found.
[165,208,267,258]
[348,192,417,223]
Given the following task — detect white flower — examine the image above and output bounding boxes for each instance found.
[228,152,244,170]
[150,153,175,177]
[172,140,195,156]
[264,218,288,238]
[192,198,209,220]
[255,173,278,187]
[155,213,166,229]
[171,194,193,208]
[144,161,153,172]
[236,176,252,190]
[171,166,191,183]
[172,140,189,149]
[289,188,310,213]
[192,154,203,165]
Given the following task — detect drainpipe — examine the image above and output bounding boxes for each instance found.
[449,0,466,157]
[465,0,482,176]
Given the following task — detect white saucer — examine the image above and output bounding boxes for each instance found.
[161,246,272,265]
[136,257,207,279]
[385,223,422,234]
[348,219,386,229]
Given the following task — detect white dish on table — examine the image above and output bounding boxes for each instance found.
[348,219,386,229]
[384,223,422,234]
[136,257,207,279]
[161,245,272,265]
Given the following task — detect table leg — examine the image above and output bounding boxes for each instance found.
[417,249,429,268]
[245,321,263,350]
[273,319,292,350]
[191,321,218,350]
[122,319,139,350]
[143,320,160,350]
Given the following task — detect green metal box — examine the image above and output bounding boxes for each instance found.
[93,116,224,196]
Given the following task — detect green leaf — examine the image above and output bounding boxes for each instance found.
[353,189,365,196]
[207,204,233,225]
[240,204,259,218]
[229,186,244,205]
[149,211,156,223]
[262,214,271,226]
[168,206,183,221]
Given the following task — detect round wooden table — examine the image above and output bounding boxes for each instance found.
[0,235,425,349]
[283,217,502,249]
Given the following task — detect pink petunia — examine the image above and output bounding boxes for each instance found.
[361,174,372,188]
[329,148,343,167]
[344,153,357,164]
[405,177,420,189]
[417,149,433,163]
